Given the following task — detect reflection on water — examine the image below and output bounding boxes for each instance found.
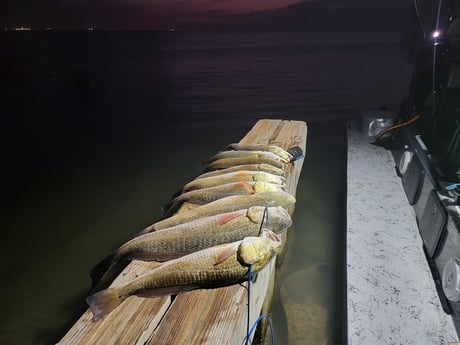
[0,30,400,345]
[1,125,245,345]
[272,124,347,345]
[280,263,333,345]
[1,122,346,345]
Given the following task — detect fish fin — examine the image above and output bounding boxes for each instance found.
[161,200,174,215]
[214,246,235,265]
[86,287,125,321]
[239,181,256,194]
[224,143,238,151]
[89,254,117,291]
[137,224,155,236]
[89,260,130,294]
[217,211,244,225]
[200,162,210,172]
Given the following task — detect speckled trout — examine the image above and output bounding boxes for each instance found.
[143,191,296,233]
[86,229,282,321]
[182,170,285,192]
[90,206,292,288]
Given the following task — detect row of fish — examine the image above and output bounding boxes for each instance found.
[87,229,283,321]
[86,143,303,321]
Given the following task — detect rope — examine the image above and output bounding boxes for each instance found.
[375,114,420,140]
[244,264,275,345]
[246,314,275,345]
[257,206,269,236]
[245,206,275,344]
[265,206,269,228]
[445,183,460,191]
[245,264,253,345]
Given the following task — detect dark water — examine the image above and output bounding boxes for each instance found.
[0,31,412,345]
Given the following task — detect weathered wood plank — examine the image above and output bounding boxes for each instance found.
[58,119,307,345]
[58,261,171,345]
[239,119,283,144]
[148,264,273,345]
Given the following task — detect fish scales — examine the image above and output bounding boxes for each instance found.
[224,144,294,161]
[87,230,282,321]
[197,163,285,178]
[203,156,286,171]
[145,191,296,232]
[90,207,291,288]
[182,170,285,192]
[125,213,249,259]
[172,181,285,205]
[172,182,255,205]
[118,245,244,296]
[118,207,291,260]
[206,150,289,165]
[128,229,281,293]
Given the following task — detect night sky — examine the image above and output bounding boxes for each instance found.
[1,0,412,31]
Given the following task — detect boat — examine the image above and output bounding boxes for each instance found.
[375,0,460,337]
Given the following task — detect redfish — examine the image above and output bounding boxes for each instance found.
[197,163,285,179]
[86,229,282,321]
[169,181,284,208]
[224,143,294,161]
[143,191,296,233]
[90,206,292,288]
[182,170,285,192]
[202,151,288,171]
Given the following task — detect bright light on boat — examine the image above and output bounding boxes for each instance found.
[432,30,441,39]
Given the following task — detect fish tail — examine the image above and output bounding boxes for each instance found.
[160,200,174,217]
[86,287,125,321]
[90,253,117,291]
[161,200,182,218]
[170,186,184,200]
[159,187,184,218]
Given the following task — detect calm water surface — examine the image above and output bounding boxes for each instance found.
[0,31,412,344]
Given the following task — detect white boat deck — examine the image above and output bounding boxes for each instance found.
[347,129,457,344]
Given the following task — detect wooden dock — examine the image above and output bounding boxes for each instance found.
[58,119,307,345]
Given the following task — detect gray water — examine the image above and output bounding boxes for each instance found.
[0,31,412,344]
